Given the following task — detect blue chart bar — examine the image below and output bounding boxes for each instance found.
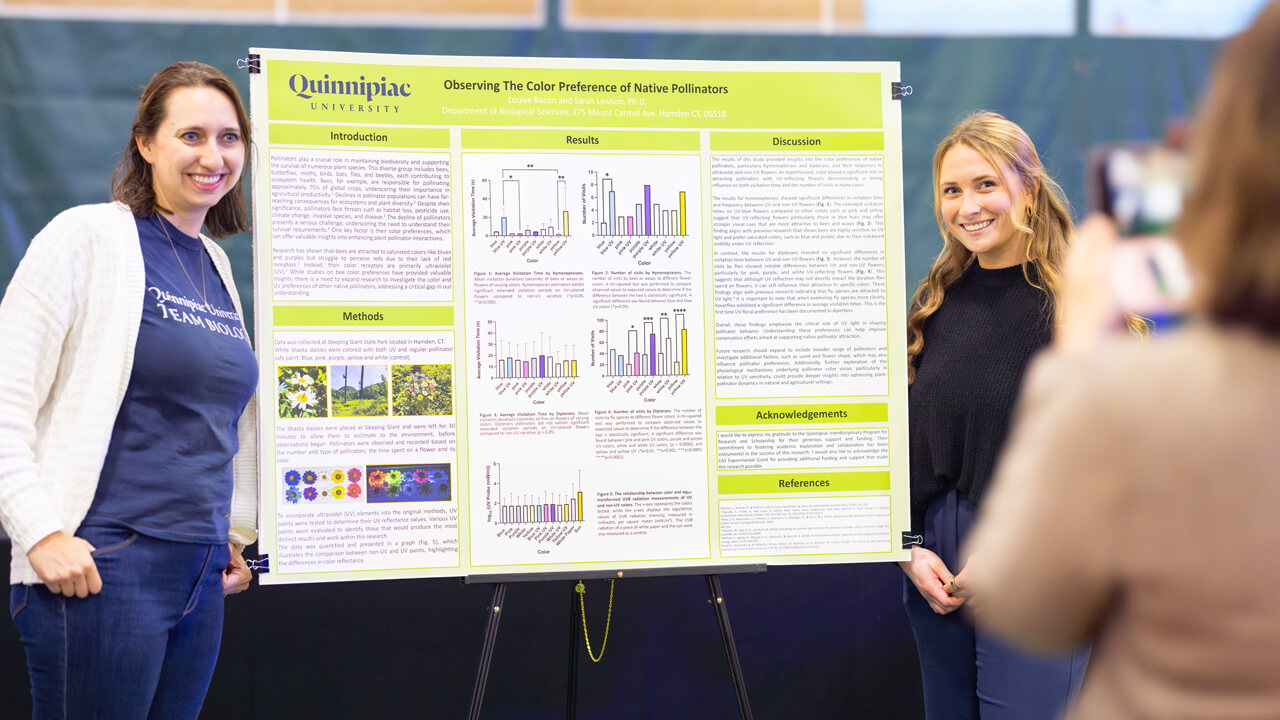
[595,174,688,237]
[604,312,689,377]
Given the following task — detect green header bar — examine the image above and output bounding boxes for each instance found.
[715,403,887,426]
[273,306,454,327]
[718,471,890,494]
[266,60,882,130]
[270,124,449,149]
[711,131,884,152]
[462,128,699,151]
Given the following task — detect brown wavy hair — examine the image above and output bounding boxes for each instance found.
[110,61,250,238]
[906,112,1073,383]
[1177,0,1280,337]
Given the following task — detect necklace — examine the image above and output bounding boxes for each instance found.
[153,214,209,310]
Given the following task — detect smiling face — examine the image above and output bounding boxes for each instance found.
[136,85,244,236]
[937,143,1031,269]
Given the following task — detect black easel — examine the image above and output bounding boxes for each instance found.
[705,574,753,719]
[466,582,507,720]
[465,566,763,720]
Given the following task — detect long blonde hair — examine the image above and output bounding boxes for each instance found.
[906,112,1072,383]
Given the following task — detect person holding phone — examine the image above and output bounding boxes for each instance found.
[900,111,1090,719]
[0,61,258,718]
[965,3,1280,717]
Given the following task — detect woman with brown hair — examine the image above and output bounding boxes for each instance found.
[901,111,1089,719]
[0,61,258,718]
[967,2,1280,717]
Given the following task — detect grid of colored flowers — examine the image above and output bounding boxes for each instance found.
[366,465,450,503]
[283,467,364,504]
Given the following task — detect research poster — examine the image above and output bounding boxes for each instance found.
[248,49,910,584]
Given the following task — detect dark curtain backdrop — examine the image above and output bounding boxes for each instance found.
[0,4,1218,717]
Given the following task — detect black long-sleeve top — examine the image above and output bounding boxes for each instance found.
[908,262,1053,536]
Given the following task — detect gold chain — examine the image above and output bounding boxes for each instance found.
[154,215,209,309]
[576,580,614,662]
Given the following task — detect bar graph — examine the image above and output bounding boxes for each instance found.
[484,320,578,380]
[481,167,571,238]
[602,310,690,377]
[591,169,688,238]
[488,463,585,525]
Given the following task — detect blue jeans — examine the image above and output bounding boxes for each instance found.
[903,490,1089,720]
[9,526,229,720]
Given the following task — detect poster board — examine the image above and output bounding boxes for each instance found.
[248,48,909,584]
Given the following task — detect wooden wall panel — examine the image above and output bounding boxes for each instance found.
[5,0,270,10]
[1,0,538,23]
[565,0,821,23]
[287,0,536,14]
[834,0,866,25]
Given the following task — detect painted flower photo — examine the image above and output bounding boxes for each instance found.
[281,467,365,506]
[391,364,453,417]
[331,365,389,418]
[277,366,329,419]
[365,463,451,504]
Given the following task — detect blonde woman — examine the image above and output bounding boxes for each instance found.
[900,112,1088,719]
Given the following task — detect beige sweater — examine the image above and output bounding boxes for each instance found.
[966,324,1280,719]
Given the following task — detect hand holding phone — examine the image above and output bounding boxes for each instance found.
[1089,142,1194,324]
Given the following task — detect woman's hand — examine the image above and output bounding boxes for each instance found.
[899,546,966,615]
[222,543,252,595]
[27,531,102,598]
[1056,214,1122,352]
[949,557,980,615]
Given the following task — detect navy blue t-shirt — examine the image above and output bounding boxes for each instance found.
[81,214,258,544]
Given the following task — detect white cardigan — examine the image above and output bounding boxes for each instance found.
[0,202,258,585]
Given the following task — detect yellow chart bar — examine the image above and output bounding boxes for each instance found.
[679,191,687,236]
[577,491,584,521]
[562,210,570,236]
[571,360,578,377]
[681,329,688,376]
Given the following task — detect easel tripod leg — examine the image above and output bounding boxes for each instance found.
[566,582,580,720]
[468,582,508,720]
[706,574,754,720]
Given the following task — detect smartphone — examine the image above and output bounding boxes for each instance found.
[1089,142,1194,324]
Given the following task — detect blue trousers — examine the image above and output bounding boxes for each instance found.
[9,526,229,720]
[903,490,1089,720]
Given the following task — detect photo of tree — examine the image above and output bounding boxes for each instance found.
[331,365,389,417]
[391,364,453,416]
[277,365,329,419]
